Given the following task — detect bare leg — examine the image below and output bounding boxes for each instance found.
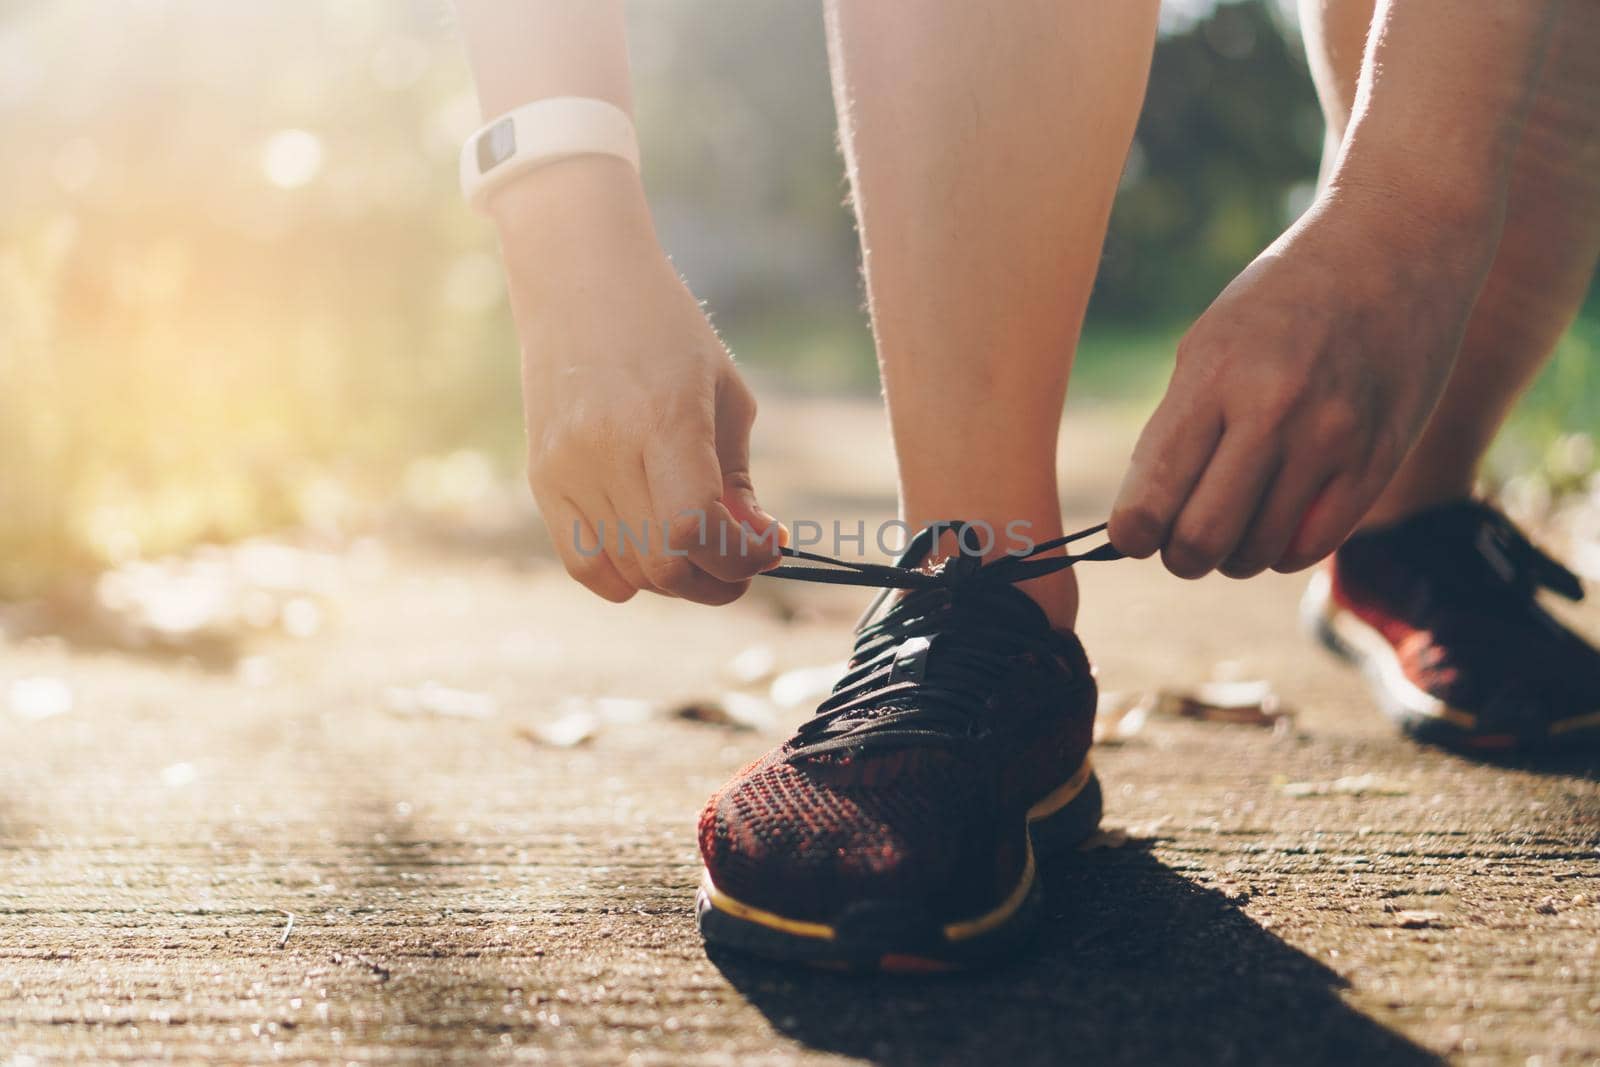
[824,1,1160,628]
[1303,0,1600,527]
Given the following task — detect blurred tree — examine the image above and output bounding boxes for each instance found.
[1101,0,1322,318]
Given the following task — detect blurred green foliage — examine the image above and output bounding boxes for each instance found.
[0,0,1592,597]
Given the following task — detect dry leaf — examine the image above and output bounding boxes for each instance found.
[1153,679,1293,728]
[1094,691,1151,744]
[672,692,776,732]
[518,712,598,748]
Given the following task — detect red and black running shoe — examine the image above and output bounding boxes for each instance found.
[1303,499,1600,753]
[697,522,1121,972]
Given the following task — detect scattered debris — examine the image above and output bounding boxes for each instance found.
[1281,774,1409,798]
[1394,909,1448,929]
[516,696,660,746]
[559,696,654,726]
[277,910,296,949]
[1154,680,1294,729]
[160,762,198,788]
[383,682,497,720]
[235,655,277,688]
[87,540,349,654]
[1218,883,1253,904]
[1094,691,1151,744]
[723,645,777,686]
[331,951,391,982]
[672,692,776,732]
[769,662,844,709]
[517,711,598,749]
[8,676,73,720]
[279,597,323,639]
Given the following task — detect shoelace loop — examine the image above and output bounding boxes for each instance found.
[762,521,1124,758]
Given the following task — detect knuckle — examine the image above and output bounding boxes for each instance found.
[553,408,628,456]
[1311,400,1362,445]
[1218,550,1268,580]
[1172,333,1207,369]
[1167,529,1227,572]
[1280,528,1344,572]
[665,509,711,550]
[695,578,749,607]
[591,582,635,604]
[1109,506,1164,557]
[644,554,694,590]
[1251,373,1305,421]
[563,552,609,585]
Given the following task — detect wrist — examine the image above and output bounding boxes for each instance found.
[489,154,658,255]
[1323,149,1505,277]
[1327,119,1509,243]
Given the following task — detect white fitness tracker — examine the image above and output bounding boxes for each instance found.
[458,96,641,213]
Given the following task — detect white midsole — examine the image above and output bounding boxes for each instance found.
[1302,570,1475,729]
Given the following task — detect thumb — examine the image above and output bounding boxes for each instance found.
[715,373,788,555]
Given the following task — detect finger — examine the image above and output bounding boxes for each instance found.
[713,374,787,569]
[1161,423,1278,579]
[545,498,636,603]
[1275,468,1383,572]
[570,488,660,596]
[1218,450,1336,579]
[645,437,776,586]
[609,462,750,605]
[1109,386,1223,559]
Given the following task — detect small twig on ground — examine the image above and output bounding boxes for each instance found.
[277,910,296,949]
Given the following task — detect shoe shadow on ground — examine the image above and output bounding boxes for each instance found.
[711,845,1442,1067]
[1472,747,1600,782]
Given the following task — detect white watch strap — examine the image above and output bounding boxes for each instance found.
[459,96,640,214]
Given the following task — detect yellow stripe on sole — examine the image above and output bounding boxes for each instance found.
[941,839,1036,942]
[1026,756,1094,821]
[700,874,838,941]
[1551,710,1600,735]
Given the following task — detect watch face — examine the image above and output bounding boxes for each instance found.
[476,117,516,174]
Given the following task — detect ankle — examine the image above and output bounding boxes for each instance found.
[1016,568,1080,632]
[1357,479,1475,532]
[914,519,1080,631]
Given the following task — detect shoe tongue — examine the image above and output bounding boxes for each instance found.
[895,558,1053,631]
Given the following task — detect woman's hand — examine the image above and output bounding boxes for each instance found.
[492,157,782,605]
[1109,190,1496,579]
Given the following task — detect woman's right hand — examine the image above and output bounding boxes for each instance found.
[490,156,784,605]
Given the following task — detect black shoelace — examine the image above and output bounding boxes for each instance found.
[762,521,1124,757]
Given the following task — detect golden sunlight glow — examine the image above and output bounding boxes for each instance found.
[260,128,325,190]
